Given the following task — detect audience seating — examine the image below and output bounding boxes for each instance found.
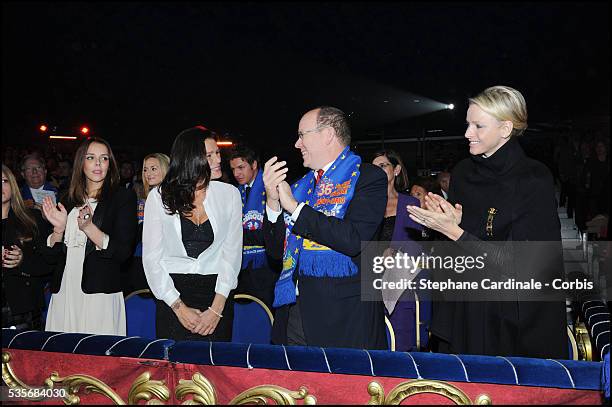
[231,294,274,344]
[124,289,156,339]
[579,300,610,361]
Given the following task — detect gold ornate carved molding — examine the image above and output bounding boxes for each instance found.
[230,385,317,405]
[2,351,46,401]
[367,379,478,405]
[175,373,218,405]
[3,351,169,405]
[175,373,317,405]
[46,371,125,404]
[475,393,492,405]
[127,372,171,405]
[5,350,494,406]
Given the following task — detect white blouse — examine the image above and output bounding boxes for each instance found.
[142,181,243,306]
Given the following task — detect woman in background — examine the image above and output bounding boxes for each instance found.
[204,132,223,180]
[42,137,137,335]
[126,153,171,293]
[2,164,51,330]
[372,150,427,351]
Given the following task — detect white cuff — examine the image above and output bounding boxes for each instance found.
[95,233,110,250]
[215,281,233,299]
[266,204,282,223]
[290,202,305,223]
[162,288,181,308]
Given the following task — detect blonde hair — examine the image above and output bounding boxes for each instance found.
[142,153,170,198]
[2,164,38,242]
[469,86,528,137]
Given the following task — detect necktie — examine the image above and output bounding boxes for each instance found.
[244,185,251,201]
[315,169,324,185]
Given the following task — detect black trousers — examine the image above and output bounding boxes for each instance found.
[155,274,234,341]
[235,265,279,311]
[286,299,307,346]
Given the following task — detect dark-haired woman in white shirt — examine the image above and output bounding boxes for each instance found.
[143,126,242,340]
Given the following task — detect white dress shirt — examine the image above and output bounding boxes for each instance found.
[142,181,243,306]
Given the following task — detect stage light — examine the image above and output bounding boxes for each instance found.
[217,141,233,147]
[80,126,89,134]
[447,104,455,110]
[39,125,48,132]
[49,136,77,140]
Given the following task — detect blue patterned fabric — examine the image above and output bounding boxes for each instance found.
[274,147,361,307]
[240,169,268,270]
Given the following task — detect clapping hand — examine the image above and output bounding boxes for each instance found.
[424,193,463,225]
[263,156,289,210]
[41,196,67,234]
[406,192,464,241]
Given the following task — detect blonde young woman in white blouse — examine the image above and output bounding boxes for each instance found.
[143,126,242,340]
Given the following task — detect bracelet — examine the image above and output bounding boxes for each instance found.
[170,298,183,311]
[208,306,223,318]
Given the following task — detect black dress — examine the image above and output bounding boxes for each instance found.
[430,137,567,359]
[378,216,396,242]
[155,217,235,341]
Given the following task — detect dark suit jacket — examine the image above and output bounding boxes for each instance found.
[235,228,280,309]
[47,188,138,294]
[264,162,388,349]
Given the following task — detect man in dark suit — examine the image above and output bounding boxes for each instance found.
[263,106,388,349]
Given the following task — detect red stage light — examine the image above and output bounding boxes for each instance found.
[39,125,47,132]
[81,126,89,134]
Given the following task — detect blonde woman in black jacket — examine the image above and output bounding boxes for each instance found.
[2,164,52,330]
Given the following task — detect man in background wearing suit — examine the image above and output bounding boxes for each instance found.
[263,106,388,349]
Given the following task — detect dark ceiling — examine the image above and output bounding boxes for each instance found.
[2,2,610,159]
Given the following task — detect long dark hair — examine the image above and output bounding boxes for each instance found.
[161,126,212,215]
[66,137,119,208]
[373,149,409,192]
[2,164,38,242]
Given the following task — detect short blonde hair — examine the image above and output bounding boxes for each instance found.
[142,153,170,198]
[469,86,528,137]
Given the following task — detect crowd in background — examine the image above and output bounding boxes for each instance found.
[1,126,609,343]
[3,130,608,237]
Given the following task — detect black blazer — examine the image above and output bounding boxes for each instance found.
[264,163,388,349]
[2,209,52,315]
[47,188,138,294]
